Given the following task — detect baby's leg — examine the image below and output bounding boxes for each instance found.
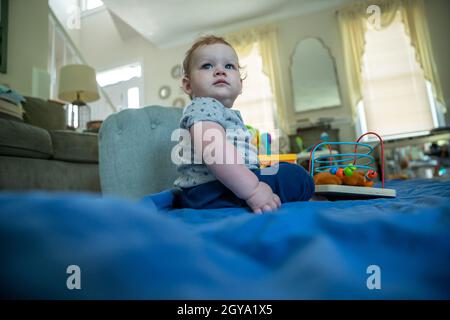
[254,162,315,202]
[174,180,246,209]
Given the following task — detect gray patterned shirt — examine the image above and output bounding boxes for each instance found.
[173,97,259,188]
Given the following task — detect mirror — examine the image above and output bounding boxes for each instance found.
[291,37,341,112]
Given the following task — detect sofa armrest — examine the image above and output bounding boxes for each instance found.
[99,106,183,199]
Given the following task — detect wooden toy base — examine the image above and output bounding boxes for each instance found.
[315,185,396,200]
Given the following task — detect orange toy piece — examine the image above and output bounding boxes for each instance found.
[341,171,374,187]
[313,172,342,185]
[335,167,344,178]
[314,171,374,187]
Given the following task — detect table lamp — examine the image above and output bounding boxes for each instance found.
[58,64,100,131]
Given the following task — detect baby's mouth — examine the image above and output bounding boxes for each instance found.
[213,79,229,86]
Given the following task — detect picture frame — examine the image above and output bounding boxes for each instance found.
[0,0,9,74]
[173,97,186,108]
[158,85,171,100]
[171,64,182,79]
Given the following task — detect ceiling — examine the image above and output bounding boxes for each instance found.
[102,0,353,48]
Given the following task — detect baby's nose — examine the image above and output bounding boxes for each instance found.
[214,67,226,76]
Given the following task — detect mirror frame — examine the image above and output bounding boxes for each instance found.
[290,37,342,113]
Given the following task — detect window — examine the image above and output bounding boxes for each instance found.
[359,11,438,139]
[127,87,140,109]
[97,63,143,110]
[81,0,104,12]
[66,104,79,128]
[234,43,276,137]
[96,64,142,87]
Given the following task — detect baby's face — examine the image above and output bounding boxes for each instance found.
[183,43,242,108]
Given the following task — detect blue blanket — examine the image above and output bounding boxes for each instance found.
[1,179,449,299]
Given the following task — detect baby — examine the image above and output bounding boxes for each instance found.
[173,35,314,213]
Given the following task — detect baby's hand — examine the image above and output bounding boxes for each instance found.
[245,181,281,214]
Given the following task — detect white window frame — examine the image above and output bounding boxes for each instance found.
[80,0,105,17]
[127,87,140,109]
[97,62,144,110]
[96,63,142,88]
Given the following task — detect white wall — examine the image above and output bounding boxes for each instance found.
[74,5,349,130]
[49,0,81,45]
[0,0,49,96]
[77,8,188,109]
[142,44,188,107]
[73,0,450,137]
[79,9,143,70]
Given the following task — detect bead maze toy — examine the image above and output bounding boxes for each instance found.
[309,132,396,199]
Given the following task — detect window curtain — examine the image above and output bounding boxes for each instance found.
[337,0,444,118]
[401,0,444,113]
[226,27,289,135]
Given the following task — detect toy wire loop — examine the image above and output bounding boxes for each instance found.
[308,132,385,188]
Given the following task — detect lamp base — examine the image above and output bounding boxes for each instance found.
[65,102,91,131]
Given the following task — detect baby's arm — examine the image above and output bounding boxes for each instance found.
[190,121,280,213]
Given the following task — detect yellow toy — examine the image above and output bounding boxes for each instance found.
[259,154,297,167]
[246,126,298,168]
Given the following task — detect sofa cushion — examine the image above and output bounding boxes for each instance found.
[50,130,98,163]
[0,156,100,192]
[0,99,24,121]
[22,97,66,130]
[0,118,52,159]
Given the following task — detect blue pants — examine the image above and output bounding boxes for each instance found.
[174,162,315,209]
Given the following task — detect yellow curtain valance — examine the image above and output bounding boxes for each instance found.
[226,27,271,57]
[339,0,401,29]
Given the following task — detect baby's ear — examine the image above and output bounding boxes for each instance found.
[182,76,192,96]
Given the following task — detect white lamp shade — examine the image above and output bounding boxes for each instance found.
[58,64,100,103]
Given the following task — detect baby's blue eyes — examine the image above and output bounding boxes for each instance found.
[200,63,237,70]
[201,63,213,69]
[225,64,236,70]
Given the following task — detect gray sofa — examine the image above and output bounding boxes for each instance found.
[0,97,100,192]
[99,105,182,199]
